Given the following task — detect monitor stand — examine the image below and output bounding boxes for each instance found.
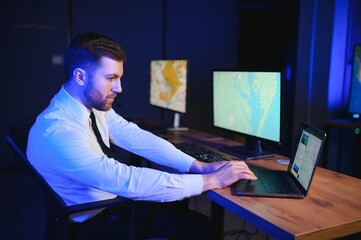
[220,137,275,160]
[167,112,188,131]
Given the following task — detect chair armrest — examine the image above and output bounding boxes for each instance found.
[65,196,133,215]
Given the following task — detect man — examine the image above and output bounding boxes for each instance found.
[27,32,256,239]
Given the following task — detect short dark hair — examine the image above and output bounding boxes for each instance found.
[63,32,126,78]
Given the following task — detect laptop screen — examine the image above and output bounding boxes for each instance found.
[289,125,324,191]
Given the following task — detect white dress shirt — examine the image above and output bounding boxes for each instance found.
[27,86,203,222]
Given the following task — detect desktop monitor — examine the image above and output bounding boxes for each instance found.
[213,70,282,159]
[348,44,361,118]
[150,59,188,130]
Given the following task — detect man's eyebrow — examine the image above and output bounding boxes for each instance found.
[105,73,120,78]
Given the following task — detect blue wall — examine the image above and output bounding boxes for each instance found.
[71,0,245,128]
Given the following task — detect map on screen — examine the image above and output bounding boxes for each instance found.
[150,60,187,113]
[213,71,281,142]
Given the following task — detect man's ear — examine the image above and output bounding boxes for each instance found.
[73,68,86,86]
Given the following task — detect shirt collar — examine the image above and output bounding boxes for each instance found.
[58,85,91,125]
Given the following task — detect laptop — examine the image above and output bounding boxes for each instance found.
[235,122,326,198]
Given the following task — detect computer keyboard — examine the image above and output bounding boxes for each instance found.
[174,142,232,163]
[258,170,294,194]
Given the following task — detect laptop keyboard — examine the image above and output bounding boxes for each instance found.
[174,142,231,163]
[258,170,294,194]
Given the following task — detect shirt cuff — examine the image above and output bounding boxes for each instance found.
[183,174,203,197]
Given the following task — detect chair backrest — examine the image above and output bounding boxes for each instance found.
[6,116,141,240]
[6,116,66,202]
[5,116,70,227]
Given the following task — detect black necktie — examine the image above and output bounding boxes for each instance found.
[89,111,114,158]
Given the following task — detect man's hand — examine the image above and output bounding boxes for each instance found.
[190,159,229,174]
[190,159,257,192]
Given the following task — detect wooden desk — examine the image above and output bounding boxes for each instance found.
[170,130,361,240]
[207,158,361,240]
[132,121,361,240]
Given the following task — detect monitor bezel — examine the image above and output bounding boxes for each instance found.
[212,68,285,146]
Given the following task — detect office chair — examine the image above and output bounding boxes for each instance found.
[5,115,140,240]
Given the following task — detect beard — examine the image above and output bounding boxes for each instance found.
[84,79,115,111]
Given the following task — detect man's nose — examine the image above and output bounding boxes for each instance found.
[113,79,122,93]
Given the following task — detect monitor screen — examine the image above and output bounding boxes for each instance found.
[150,60,188,114]
[213,70,282,159]
[348,44,361,116]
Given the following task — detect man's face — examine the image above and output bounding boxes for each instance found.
[84,57,123,111]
